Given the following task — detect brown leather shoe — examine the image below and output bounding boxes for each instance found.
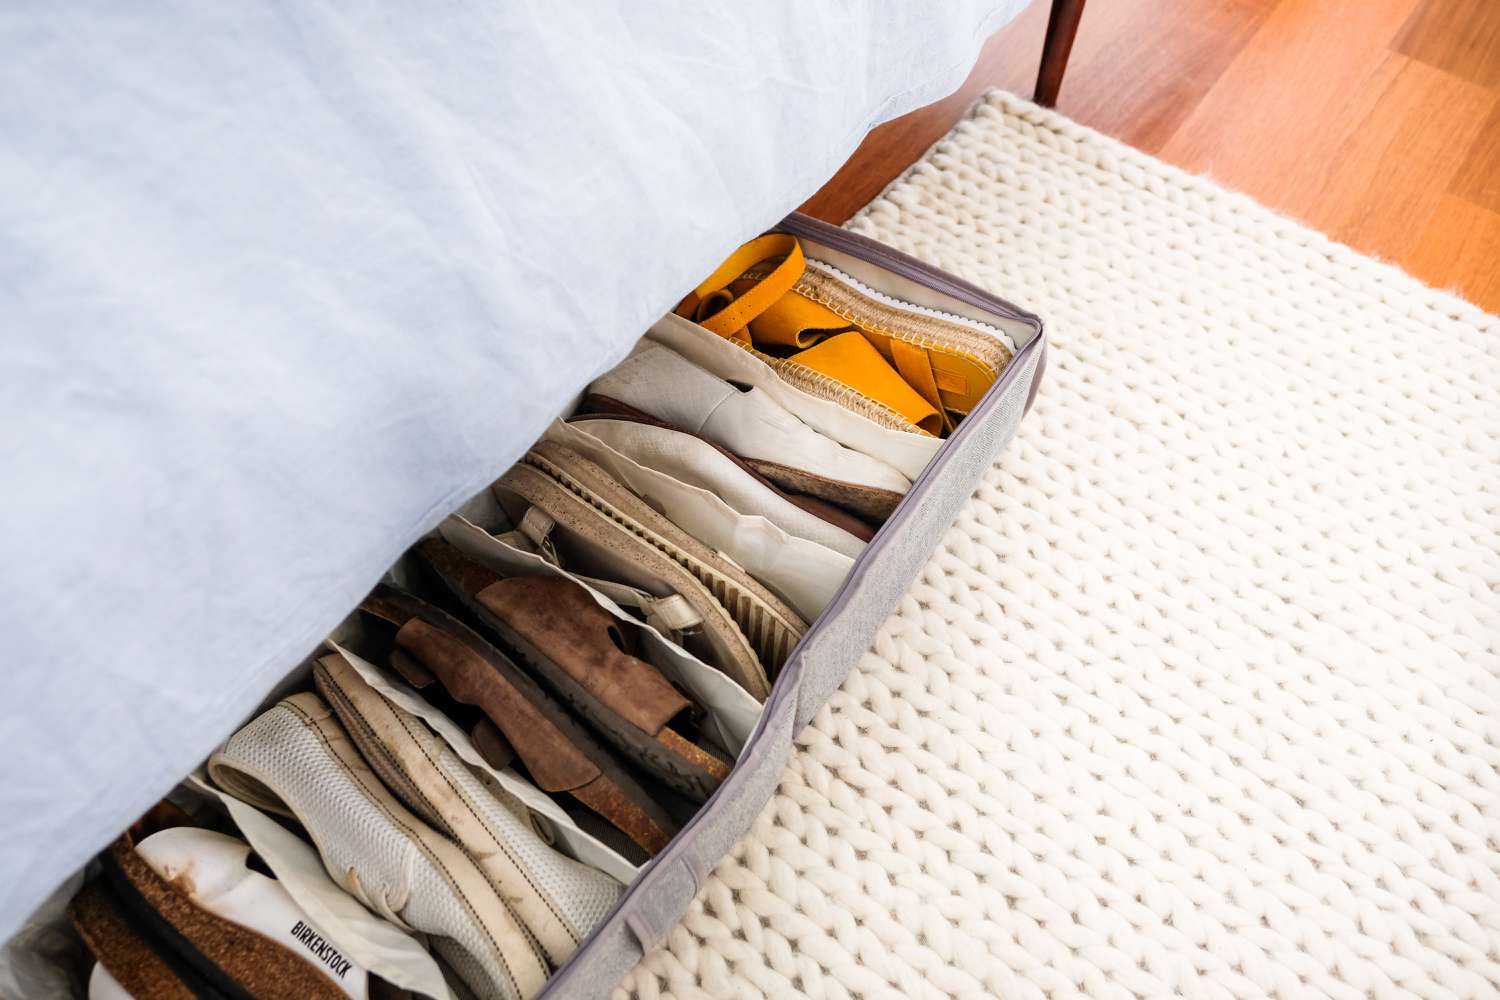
[412,541,730,802]
[359,583,679,858]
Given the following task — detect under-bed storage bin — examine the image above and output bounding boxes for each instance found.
[3,213,1044,1000]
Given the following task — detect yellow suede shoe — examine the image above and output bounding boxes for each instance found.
[676,233,1013,436]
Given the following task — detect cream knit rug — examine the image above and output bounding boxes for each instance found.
[619,90,1500,1000]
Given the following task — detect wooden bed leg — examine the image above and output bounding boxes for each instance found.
[1034,0,1087,108]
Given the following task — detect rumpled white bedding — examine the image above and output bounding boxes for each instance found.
[0,0,1029,941]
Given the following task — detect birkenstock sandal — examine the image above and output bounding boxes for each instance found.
[70,829,357,1000]
[399,549,730,800]
[207,693,551,1000]
[586,340,910,494]
[493,443,808,697]
[357,584,680,857]
[312,654,623,969]
[572,393,884,537]
[72,873,243,1000]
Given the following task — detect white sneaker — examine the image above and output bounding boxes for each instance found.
[312,654,622,969]
[588,342,910,494]
[208,693,550,1000]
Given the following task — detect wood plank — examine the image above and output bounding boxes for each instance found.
[1392,0,1500,89]
[1407,194,1500,313]
[1449,100,1500,216]
[1039,0,1276,154]
[1158,0,1422,221]
[1302,53,1496,263]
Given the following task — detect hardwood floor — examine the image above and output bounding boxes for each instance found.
[801,0,1500,313]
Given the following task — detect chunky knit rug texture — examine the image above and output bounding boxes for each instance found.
[619,90,1500,1000]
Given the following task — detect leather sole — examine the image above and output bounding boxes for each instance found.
[464,591,730,802]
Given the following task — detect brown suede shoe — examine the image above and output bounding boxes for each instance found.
[412,541,730,802]
[358,584,679,857]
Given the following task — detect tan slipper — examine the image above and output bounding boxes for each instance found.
[207,693,551,1000]
[358,585,680,858]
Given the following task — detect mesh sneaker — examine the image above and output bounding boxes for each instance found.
[208,692,549,1000]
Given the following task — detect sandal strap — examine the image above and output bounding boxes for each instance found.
[676,233,804,344]
[678,233,945,435]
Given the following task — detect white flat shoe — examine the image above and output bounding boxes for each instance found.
[312,654,623,969]
[208,693,550,1000]
[565,414,866,558]
[587,342,911,494]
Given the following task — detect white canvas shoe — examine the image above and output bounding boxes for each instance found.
[587,342,911,494]
[208,693,550,1000]
[312,654,623,969]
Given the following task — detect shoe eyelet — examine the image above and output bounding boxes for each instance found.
[528,810,557,847]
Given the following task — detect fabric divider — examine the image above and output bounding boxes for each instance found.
[438,499,763,755]
[648,313,941,480]
[0,871,84,999]
[542,417,853,621]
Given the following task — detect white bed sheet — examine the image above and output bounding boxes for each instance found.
[0,0,1028,938]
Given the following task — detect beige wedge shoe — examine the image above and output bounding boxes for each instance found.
[492,443,808,700]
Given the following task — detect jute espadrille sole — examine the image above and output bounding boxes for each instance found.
[526,442,806,670]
